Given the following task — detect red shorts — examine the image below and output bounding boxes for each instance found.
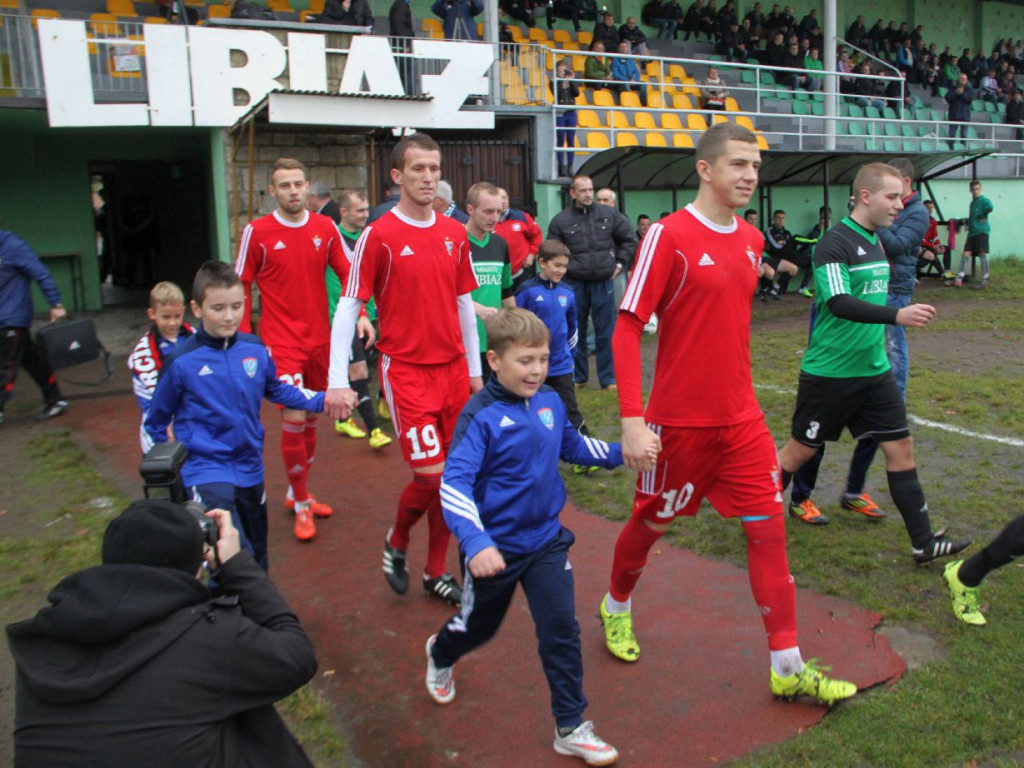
[266,343,329,392]
[632,417,783,522]
[379,353,470,469]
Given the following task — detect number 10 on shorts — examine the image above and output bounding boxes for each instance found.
[406,424,441,461]
[657,484,695,519]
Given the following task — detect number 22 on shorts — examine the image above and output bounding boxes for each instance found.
[406,424,441,461]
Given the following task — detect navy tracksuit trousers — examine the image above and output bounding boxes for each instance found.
[431,526,588,728]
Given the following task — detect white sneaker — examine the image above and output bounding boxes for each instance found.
[553,721,619,765]
[425,635,455,705]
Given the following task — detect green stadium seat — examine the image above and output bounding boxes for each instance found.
[984,100,997,113]
[901,123,917,137]
[846,103,864,118]
[990,113,1003,124]
[791,101,810,115]
[965,126,979,139]
[865,106,880,120]
[848,120,865,136]
[793,90,810,100]
[884,122,900,136]
[971,99,985,112]
[998,102,1007,113]
[902,140,918,152]
[937,86,948,98]
[741,69,756,84]
[811,102,824,116]
[883,140,899,151]
[882,107,897,120]
[759,72,776,86]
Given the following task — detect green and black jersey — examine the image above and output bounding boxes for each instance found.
[469,232,513,353]
[803,217,891,378]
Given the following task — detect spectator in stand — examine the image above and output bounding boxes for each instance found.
[700,66,730,110]
[618,16,649,56]
[918,199,948,277]
[765,31,786,70]
[702,0,718,40]
[998,68,1018,100]
[945,72,974,139]
[321,0,374,27]
[1005,89,1024,139]
[781,40,818,91]
[389,0,416,93]
[763,3,784,35]
[797,8,816,37]
[939,50,961,90]
[431,0,483,41]
[744,1,765,40]
[804,46,824,89]
[739,17,758,55]
[845,15,866,49]
[593,11,620,51]
[434,180,469,223]
[896,39,914,78]
[837,48,855,93]
[779,4,795,34]
[721,18,748,62]
[715,0,738,42]
[682,0,704,41]
[662,0,683,39]
[980,69,1004,104]
[852,61,885,110]
[611,41,646,103]
[553,58,580,179]
[584,41,613,85]
[866,19,885,57]
[883,21,900,58]
[641,0,665,35]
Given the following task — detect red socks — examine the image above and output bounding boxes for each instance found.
[390,472,442,553]
[424,495,450,579]
[609,515,665,602]
[304,416,318,470]
[281,419,309,502]
[742,516,798,651]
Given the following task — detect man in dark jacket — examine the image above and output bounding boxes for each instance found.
[321,0,374,27]
[946,72,975,138]
[0,229,69,426]
[431,0,483,40]
[7,499,318,768]
[547,175,637,389]
[368,182,401,224]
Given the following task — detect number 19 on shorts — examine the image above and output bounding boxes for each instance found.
[406,424,441,461]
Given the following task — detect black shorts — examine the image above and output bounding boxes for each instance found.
[349,332,366,364]
[964,234,989,254]
[790,370,909,447]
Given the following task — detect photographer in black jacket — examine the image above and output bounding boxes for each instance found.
[7,499,317,768]
[547,175,637,390]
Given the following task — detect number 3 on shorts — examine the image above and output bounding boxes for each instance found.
[406,424,441,461]
[657,483,695,519]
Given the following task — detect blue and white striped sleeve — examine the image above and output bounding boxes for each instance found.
[440,415,496,562]
[559,410,622,469]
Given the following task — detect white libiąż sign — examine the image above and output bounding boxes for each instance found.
[38,19,496,129]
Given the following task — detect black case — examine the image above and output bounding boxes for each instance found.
[35,318,114,384]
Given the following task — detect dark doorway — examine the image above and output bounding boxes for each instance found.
[90,160,211,304]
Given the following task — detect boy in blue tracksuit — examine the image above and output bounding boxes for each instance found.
[145,262,324,569]
[424,308,641,767]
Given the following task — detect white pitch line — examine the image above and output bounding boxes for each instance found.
[753,383,1024,448]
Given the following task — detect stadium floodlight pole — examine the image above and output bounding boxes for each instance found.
[823,0,837,150]
[484,3,499,104]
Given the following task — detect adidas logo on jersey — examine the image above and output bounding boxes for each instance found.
[400,245,414,256]
[535,295,545,301]
[198,365,213,376]
[499,415,516,428]
[857,246,867,256]
[698,253,715,266]
[274,241,286,250]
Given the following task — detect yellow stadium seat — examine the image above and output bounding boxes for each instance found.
[143,15,168,23]
[646,91,663,109]
[0,0,19,7]
[735,115,756,131]
[208,5,231,18]
[618,91,642,109]
[634,112,657,130]
[31,8,61,27]
[711,114,729,124]
[756,133,770,150]
[562,42,580,51]
[592,89,615,107]
[309,0,325,10]
[645,132,668,147]
[668,64,687,79]
[267,0,293,11]
[615,132,639,147]
[660,113,683,130]
[575,89,588,106]
[586,131,611,149]
[577,30,593,46]
[671,94,692,111]
[477,22,483,37]
[608,110,630,129]
[577,109,602,128]
[725,97,739,111]
[422,18,443,39]
[572,54,585,71]
[528,27,550,43]
[107,0,137,16]
[553,29,572,43]
[687,113,708,131]
[508,24,525,41]
[672,132,695,148]
[645,61,662,78]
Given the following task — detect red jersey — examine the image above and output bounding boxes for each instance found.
[235,210,348,347]
[346,208,478,365]
[494,212,543,274]
[617,204,764,427]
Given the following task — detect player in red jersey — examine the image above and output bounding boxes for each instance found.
[235,157,370,542]
[325,133,482,607]
[597,123,857,706]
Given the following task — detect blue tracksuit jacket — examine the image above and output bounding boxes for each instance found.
[0,230,62,328]
[144,327,324,487]
[440,376,621,563]
[514,277,578,377]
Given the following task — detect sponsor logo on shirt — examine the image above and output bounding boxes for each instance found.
[698,253,715,266]
[242,357,258,378]
[198,364,213,376]
[537,407,555,430]
[274,241,286,250]
[535,295,545,302]
[499,415,516,428]
[400,245,415,256]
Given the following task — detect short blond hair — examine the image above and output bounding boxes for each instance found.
[485,308,550,356]
[272,157,307,177]
[851,163,901,197]
[466,181,500,208]
[149,281,185,308]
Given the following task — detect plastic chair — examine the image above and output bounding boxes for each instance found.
[585,131,611,149]
[608,110,631,129]
[645,132,668,147]
[553,29,572,43]
[672,132,695,148]
[615,132,639,147]
[576,110,602,128]
[577,30,592,46]
[686,113,708,131]
[107,0,138,16]
[422,18,443,39]
[661,113,683,131]
[724,97,739,111]
[619,91,642,109]
[711,114,729,124]
[671,93,692,111]
[646,91,663,109]
[634,112,657,130]
[528,27,550,44]
[735,115,755,131]
[592,89,616,107]
[755,133,770,149]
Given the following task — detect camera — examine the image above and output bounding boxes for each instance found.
[140,441,219,552]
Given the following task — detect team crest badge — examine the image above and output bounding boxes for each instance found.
[512,223,522,232]
[538,407,555,430]
[313,235,322,250]
[444,236,454,255]
[242,357,258,378]
[557,295,568,307]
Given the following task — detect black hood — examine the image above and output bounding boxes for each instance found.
[6,564,209,704]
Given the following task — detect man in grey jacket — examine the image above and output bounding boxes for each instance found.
[547,175,637,389]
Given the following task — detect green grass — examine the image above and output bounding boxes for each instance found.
[564,260,1024,766]
[0,430,350,767]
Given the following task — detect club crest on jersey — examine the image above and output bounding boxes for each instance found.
[312,235,322,250]
[746,247,759,271]
[444,236,454,255]
[558,295,568,307]
[242,357,258,378]
[537,407,555,430]
[512,223,522,231]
